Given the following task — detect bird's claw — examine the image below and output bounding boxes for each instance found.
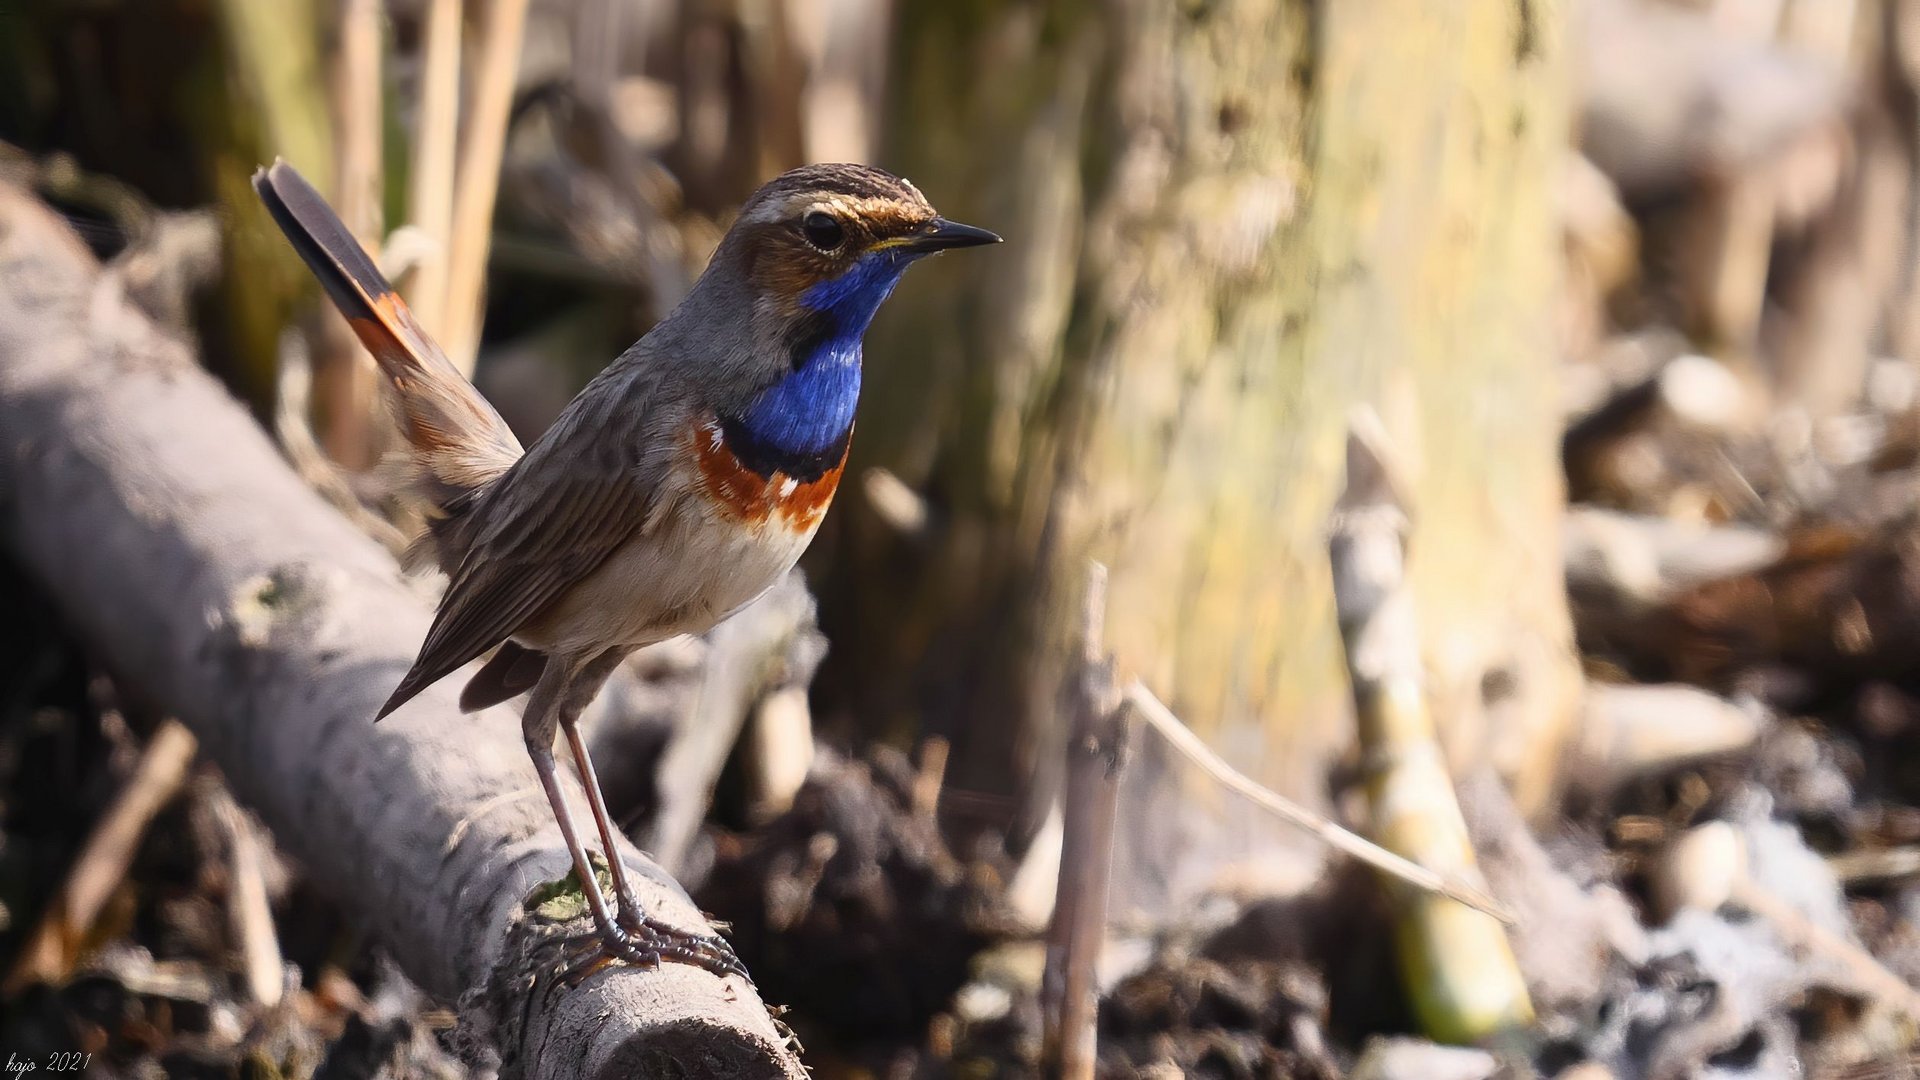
[555,913,749,987]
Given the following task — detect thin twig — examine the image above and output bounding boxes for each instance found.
[443,0,533,373]
[207,783,286,1009]
[4,720,198,995]
[1735,879,1920,1019]
[403,0,462,340]
[1124,680,1515,925]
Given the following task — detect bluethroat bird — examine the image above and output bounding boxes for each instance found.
[253,160,999,979]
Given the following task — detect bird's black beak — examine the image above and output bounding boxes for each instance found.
[905,217,1003,253]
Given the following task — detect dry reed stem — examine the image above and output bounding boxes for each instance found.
[318,0,386,468]
[1041,562,1126,1080]
[444,0,532,373]
[403,0,461,341]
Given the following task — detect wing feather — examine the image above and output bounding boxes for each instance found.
[377,362,672,717]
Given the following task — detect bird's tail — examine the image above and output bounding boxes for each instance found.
[252,159,522,568]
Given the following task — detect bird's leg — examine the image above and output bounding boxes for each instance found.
[561,722,660,915]
[521,659,625,951]
[540,650,746,982]
[556,649,647,920]
[556,715,745,979]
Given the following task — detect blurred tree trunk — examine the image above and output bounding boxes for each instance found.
[814,0,1578,904]
[208,0,333,407]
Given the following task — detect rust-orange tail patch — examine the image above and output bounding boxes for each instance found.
[252,160,523,503]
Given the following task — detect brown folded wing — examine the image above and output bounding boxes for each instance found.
[377,364,667,718]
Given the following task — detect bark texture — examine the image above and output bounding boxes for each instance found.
[0,180,802,1080]
[817,0,1577,903]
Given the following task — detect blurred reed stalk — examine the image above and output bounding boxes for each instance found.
[444,0,534,375]
[1688,0,1864,410]
[574,0,624,108]
[1768,0,1902,422]
[1329,413,1534,1045]
[1680,0,1784,379]
[566,0,694,309]
[400,0,463,342]
[317,0,387,469]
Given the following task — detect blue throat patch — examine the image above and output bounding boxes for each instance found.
[728,250,912,474]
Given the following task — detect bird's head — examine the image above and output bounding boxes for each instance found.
[669,165,998,461]
[720,163,1000,334]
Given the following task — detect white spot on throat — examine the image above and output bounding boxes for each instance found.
[779,477,799,497]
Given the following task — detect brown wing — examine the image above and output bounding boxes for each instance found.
[376,364,671,718]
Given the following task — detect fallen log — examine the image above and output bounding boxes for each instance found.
[0,180,802,1078]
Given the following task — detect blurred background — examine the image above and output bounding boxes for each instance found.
[6,0,1920,1075]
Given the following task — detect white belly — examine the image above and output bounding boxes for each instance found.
[521,483,822,655]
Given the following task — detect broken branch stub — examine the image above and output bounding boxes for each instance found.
[1041,562,1128,1080]
[1330,414,1534,1044]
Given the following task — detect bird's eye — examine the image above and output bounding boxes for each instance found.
[801,211,846,252]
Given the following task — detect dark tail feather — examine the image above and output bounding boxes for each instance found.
[252,160,523,558]
[458,642,548,713]
[252,160,393,329]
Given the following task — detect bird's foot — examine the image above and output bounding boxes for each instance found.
[555,913,749,987]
